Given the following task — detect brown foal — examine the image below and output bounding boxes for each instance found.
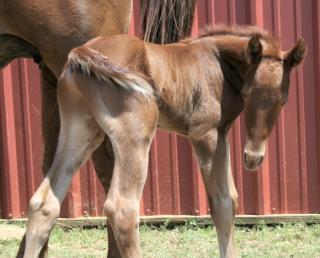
[0,1,196,257]
[23,26,306,258]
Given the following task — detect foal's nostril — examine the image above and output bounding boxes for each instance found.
[257,156,263,166]
[244,152,249,162]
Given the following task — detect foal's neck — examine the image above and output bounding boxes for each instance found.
[210,36,250,93]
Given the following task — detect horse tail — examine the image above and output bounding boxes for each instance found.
[140,0,196,44]
[65,46,154,97]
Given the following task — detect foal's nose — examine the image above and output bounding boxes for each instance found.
[243,151,264,171]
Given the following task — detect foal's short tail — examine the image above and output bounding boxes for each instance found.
[65,47,154,97]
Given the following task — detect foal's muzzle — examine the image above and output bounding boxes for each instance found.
[243,140,266,171]
[243,152,264,171]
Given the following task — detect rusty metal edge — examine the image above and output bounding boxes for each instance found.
[1,214,320,228]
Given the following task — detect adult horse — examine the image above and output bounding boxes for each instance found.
[0,1,196,257]
[23,25,306,257]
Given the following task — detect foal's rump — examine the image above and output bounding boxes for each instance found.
[65,46,154,97]
[58,44,159,144]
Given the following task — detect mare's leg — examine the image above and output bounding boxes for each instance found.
[41,65,60,173]
[0,34,39,68]
[191,130,238,258]
[22,78,105,257]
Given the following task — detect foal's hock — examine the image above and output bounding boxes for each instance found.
[23,26,306,258]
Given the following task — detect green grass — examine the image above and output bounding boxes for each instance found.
[1,222,320,257]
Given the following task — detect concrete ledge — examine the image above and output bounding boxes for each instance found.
[1,214,320,227]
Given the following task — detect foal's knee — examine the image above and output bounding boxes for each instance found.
[211,189,238,217]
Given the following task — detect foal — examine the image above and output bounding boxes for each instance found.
[23,26,306,258]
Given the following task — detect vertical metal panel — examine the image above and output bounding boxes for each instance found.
[310,0,320,213]
[0,0,320,218]
[0,59,43,218]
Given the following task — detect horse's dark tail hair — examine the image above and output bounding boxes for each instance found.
[140,0,196,44]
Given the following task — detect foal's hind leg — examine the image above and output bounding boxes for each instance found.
[103,137,153,258]
[91,138,122,258]
[97,114,157,257]
[17,65,57,258]
[74,78,159,257]
[191,130,238,258]
[22,81,105,258]
[17,67,121,258]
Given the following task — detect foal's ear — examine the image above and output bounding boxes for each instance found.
[285,38,307,68]
[247,35,263,63]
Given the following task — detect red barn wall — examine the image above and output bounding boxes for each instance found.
[1,0,320,218]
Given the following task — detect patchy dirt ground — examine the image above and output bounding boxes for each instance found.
[0,224,24,240]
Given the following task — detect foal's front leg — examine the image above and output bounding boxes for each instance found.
[191,130,238,258]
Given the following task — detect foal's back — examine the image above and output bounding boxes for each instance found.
[145,41,222,135]
[82,35,221,136]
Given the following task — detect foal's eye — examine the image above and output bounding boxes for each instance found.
[241,87,252,98]
[281,98,287,106]
[242,92,248,99]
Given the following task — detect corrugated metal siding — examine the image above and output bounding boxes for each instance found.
[1,0,320,218]
[0,59,43,218]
